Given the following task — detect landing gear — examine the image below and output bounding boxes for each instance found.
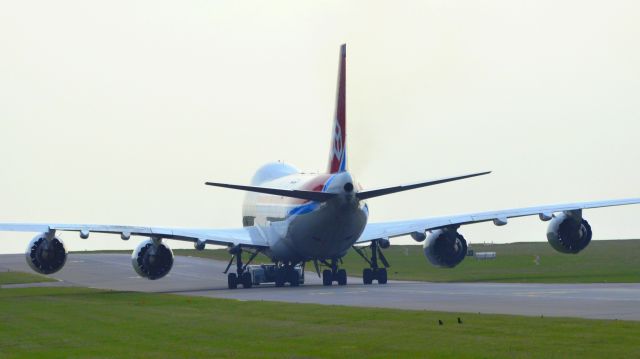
[288,269,300,287]
[241,272,253,288]
[354,239,390,285]
[322,269,332,286]
[336,269,347,286]
[275,268,286,287]
[362,268,373,284]
[321,259,348,286]
[228,273,238,289]
[224,246,259,289]
[375,268,387,284]
[361,268,386,285]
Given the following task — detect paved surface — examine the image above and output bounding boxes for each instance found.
[2,253,640,321]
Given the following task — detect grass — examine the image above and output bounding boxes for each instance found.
[0,271,56,285]
[1,287,639,358]
[339,239,640,283]
[75,239,640,283]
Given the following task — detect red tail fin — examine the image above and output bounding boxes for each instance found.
[327,44,347,174]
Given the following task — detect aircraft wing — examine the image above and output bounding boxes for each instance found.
[0,223,270,248]
[356,197,640,243]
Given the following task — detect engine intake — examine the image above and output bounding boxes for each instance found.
[25,233,67,274]
[131,239,174,280]
[423,228,468,268]
[547,212,592,254]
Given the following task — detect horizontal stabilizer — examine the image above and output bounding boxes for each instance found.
[356,171,491,200]
[205,182,337,202]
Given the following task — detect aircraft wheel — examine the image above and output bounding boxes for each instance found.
[337,269,347,286]
[362,268,373,285]
[228,273,238,289]
[376,268,388,284]
[288,269,300,287]
[241,272,252,288]
[275,268,285,287]
[322,269,333,286]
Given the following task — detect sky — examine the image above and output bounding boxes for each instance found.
[1,0,639,254]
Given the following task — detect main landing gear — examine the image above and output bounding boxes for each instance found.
[353,239,389,285]
[319,258,347,286]
[224,245,259,289]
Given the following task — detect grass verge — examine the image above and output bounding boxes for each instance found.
[0,271,56,285]
[1,287,639,358]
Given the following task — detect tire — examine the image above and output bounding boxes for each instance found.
[288,270,300,287]
[227,273,238,289]
[275,268,285,287]
[337,269,347,286]
[362,268,373,285]
[241,272,252,289]
[376,268,388,284]
[322,269,333,286]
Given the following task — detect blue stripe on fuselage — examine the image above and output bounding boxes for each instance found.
[288,201,320,216]
[287,174,337,217]
[322,174,337,191]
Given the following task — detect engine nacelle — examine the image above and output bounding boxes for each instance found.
[131,239,174,280]
[423,228,468,268]
[25,233,67,274]
[378,238,390,249]
[410,231,427,242]
[194,240,205,251]
[547,212,592,254]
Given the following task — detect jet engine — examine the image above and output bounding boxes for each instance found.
[410,231,427,242]
[25,233,67,274]
[131,239,174,280]
[423,228,467,268]
[546,211,592,254]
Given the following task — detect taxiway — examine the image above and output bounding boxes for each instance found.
[2,253,639,321]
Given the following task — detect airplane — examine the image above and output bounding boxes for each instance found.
[2,44,640,289]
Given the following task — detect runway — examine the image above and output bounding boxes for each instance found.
[2,253,640,321]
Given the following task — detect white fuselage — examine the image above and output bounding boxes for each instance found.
[241,162,369,263]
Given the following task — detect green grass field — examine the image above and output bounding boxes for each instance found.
[339,239,640,283]
[77,239,640,283]
[0,271,55,285]
[1,286,639,358]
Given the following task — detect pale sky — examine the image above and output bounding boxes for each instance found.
[1,1,639,254]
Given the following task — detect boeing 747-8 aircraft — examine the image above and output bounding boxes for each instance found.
[2,45,640,289]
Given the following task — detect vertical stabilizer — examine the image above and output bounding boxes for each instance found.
[327,44,347,174]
